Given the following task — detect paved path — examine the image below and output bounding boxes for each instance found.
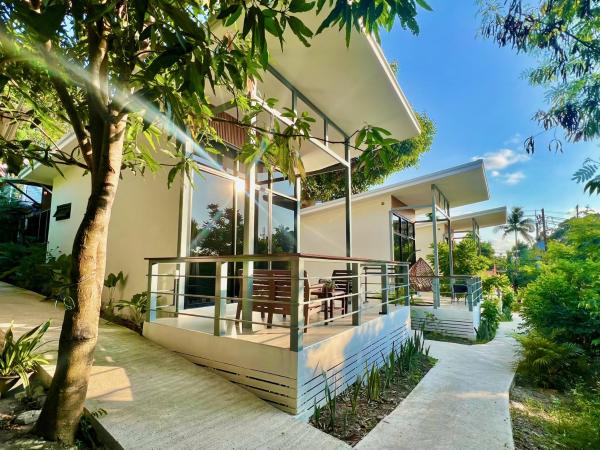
[0,283,347,450]
[357,320,520,450]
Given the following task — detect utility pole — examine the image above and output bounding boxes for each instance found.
[541,208,548,251]
[534,209,539,241]
[576,204,580,218]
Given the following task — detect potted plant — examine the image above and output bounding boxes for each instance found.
[0,320,50,397]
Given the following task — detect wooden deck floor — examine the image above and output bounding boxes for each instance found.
[0,282,348,449]
[153,301,407,348]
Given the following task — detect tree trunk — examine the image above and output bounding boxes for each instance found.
[35,118,126,443]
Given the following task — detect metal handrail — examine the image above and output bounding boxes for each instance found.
[146,254,410,352]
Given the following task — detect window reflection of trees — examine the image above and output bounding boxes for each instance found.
[190,204,243,256]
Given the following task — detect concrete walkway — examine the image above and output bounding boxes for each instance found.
[0,283,347,450]
[356,320,520,450]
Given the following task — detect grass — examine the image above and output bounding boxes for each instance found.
[423,331,475,345]
[510,382,600,450]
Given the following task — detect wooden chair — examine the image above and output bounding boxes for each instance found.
[322,269,353,317]
[235,269,323,332]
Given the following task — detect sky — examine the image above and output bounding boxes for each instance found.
[377,0,600,253]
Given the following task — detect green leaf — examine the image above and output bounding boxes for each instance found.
[289,0,315,13]
[0,75,9,92]
[415,0,433,12]
[224,5,243,26]
[288,16,313,46]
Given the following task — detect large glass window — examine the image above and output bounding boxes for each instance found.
[392,213,416,265]
[272,194,296,253]
[185,144,299,304]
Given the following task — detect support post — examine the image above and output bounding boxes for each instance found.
[448,217,455,301]
[295,177,301,252]
[147,261,158,322]
[241,150,257,330]
[240,83,258,329]
[214,261,228,336]
[290,257,304,352]
[351,262,361,325]
[431,186,440,309]
[380,263,388,314]
[344,139,352,258]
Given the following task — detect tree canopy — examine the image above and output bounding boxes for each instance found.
[495,206,535,247]
[427,236,492,277]
[481,0,600,151]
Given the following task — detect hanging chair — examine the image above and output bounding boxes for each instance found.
[409,258,434,292]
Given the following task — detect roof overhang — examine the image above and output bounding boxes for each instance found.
[18,133,78,185]
[302,160,490,216]
[211,10,421,172]
[450,206,508,231]
[265,15,421,142]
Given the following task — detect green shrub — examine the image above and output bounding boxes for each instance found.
[482,274,511,296]
[515,332,589,390]
[0,243,51,294]
[0,243,72,299]
[475,299,501,342]
[500,291,514,321]
[0,320,50,393]
[521,259,600,351]
[115,292,148,326]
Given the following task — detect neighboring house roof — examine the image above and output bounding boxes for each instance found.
[302,160,490,216]
[448,206,507,231]
[414,206,507,231]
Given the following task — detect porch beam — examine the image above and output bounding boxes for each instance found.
[267,66,347,139]
[253,96,350,168]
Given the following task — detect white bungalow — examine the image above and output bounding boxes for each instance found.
[302,161,507,339]
[19,12,424,417]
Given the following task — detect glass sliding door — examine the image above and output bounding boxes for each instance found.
[187,170,239,307]
[392,213,416,265]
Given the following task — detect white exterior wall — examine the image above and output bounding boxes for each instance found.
[300,194,393,277]
[301,193,393,259]
[47,165,182,303]
[415,222,447,262]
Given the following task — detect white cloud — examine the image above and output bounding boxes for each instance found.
[473,148,529,170]
[504,171,526,185]
[491,170,501,177]
[504,133,523,146]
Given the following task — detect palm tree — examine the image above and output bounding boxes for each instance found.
[496,206,535,248]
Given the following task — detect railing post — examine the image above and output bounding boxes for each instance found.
[214,261,228,336]
[351,262,361,326]
[147,261,158,322]
[290,256,304,352]
[380,263,388,315]
[467,277,474,312]
[241,260,254,331]
[404,264,410,306]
